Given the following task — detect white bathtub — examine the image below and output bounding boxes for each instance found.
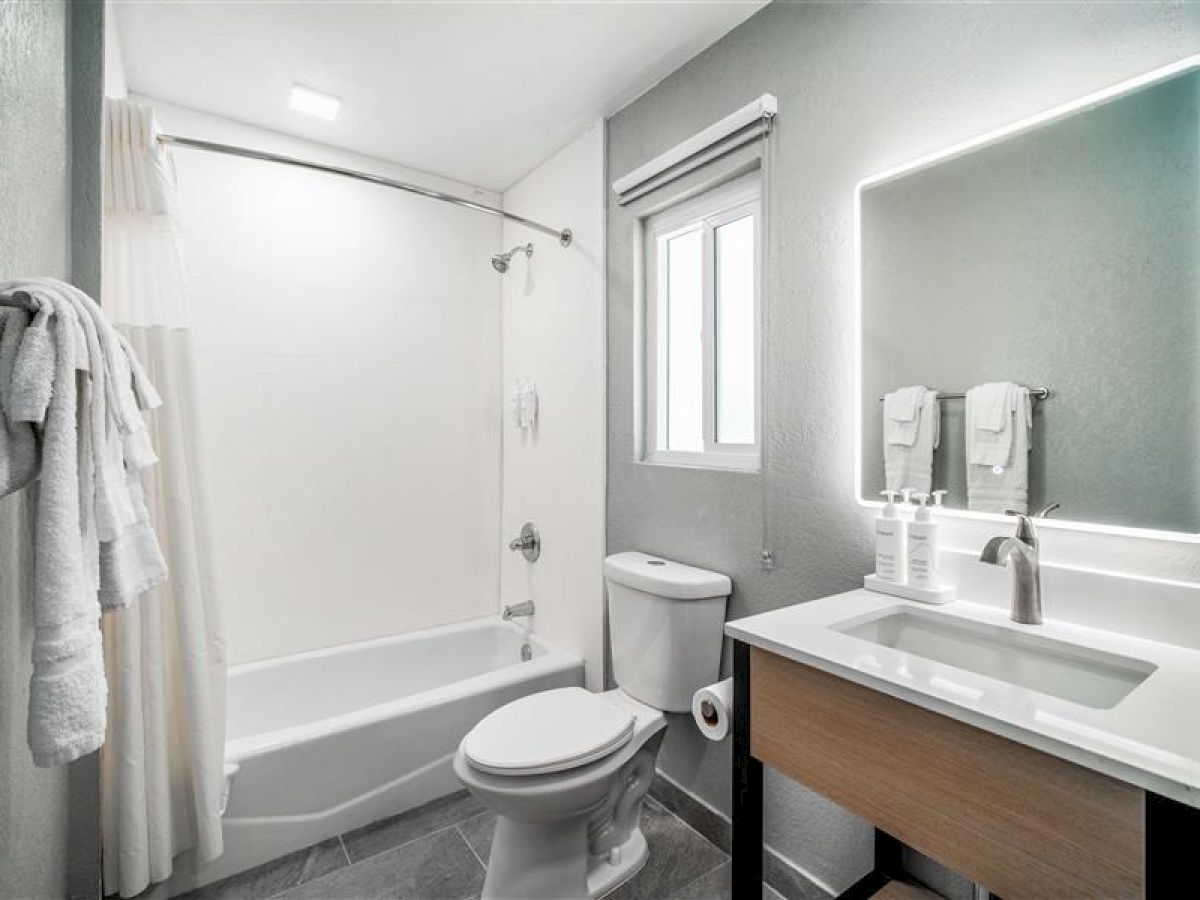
[168,617,582,893]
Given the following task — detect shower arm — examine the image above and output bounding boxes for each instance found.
[157,134,574,248]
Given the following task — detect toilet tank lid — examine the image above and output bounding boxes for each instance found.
[603,552,732,600]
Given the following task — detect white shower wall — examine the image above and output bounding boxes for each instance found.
[500,123,607,689]
[146,98,503,664]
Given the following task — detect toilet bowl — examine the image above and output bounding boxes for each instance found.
[453,688,665,899]
[455,552,730,900]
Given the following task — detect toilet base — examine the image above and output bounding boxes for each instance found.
[480,815,648,900]
[586,827,648,898]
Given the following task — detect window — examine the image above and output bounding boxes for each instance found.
[645,174,761,469]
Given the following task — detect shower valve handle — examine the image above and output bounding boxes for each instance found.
[508,522,540,561]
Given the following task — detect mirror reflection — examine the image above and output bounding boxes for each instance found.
[860,66,1200,533]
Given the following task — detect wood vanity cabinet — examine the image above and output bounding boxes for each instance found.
[731,643,1197,900]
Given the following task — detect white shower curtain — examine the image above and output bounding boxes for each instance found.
[100,98,227,897]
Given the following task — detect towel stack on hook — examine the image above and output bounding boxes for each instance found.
[0,278,167,767]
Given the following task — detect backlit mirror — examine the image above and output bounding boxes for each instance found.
[858,59,1200,535]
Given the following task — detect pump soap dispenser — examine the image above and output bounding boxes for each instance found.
[874,490,905,583]
[907,493,939,589]
[864,490,957,604]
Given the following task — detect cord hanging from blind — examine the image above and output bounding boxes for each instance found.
[758,109,775,573]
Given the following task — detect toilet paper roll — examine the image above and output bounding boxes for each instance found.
[692,678,734,742]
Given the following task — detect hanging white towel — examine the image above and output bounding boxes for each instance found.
[1,277,168,767]
[9,289,108,767]
[967,383,1033,514]
[883,384,925,447]
[966,382,1018,467]
[883,386,940,495]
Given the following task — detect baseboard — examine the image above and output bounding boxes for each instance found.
[650,770,837,900]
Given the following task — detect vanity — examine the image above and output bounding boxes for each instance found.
[726,584,1200,899]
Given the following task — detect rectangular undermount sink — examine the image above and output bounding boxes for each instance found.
[833,607,1157,709]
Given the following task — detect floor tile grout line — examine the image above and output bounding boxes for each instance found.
[649,787,728,841]
[345,819,474,865]
[665,859,729,900]
[650,794,731,862]
[456,824,488,872]
[280,843,313,897]
[233,797,730,900]
[270,825,480,900]
[267,822,476,899]
[659,799,731,852]
[209,802,483,899]
[651,790,825,900]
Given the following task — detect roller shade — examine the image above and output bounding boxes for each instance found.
[612,93,777,205]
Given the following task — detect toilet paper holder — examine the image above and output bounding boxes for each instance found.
[692,677,734,742]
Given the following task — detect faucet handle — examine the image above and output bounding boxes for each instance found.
[1002,503,1057,549]
[1008,512,1036,548]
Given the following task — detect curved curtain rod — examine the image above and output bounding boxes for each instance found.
[157,134,573,248]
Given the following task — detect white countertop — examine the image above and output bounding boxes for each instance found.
[726,588,1200,809]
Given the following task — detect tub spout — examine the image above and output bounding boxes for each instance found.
[502,601,535,621]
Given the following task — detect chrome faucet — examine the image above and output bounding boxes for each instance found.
[502,601,535,621]
[979,504,1059,625]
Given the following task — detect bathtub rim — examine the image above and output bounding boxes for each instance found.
[225,616,580,764]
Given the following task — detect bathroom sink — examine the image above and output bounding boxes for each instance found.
[833,607,1156,709]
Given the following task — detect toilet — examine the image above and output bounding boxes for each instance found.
[453,551,730,900]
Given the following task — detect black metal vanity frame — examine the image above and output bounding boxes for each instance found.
[731,641,1199,900]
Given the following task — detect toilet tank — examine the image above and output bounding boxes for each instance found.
[604,552,731,713]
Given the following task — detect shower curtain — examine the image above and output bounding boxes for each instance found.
[100,98,227,897]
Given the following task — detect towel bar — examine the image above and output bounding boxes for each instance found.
[876,387,1050,402]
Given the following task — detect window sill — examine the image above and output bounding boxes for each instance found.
[640,452,761,474]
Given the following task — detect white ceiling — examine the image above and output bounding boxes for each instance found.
[114,1,766,191]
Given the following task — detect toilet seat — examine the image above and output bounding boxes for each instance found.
[463,687,635,776]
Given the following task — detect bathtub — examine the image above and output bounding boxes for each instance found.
[167,617,582,893]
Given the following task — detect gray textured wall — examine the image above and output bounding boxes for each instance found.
[606,1,1200,893]
[862,69,1200,532]
[0,1,73,896]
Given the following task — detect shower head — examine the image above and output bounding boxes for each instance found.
[491,242,533,274]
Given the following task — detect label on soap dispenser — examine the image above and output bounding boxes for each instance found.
[875,519,902,582]
[907,526,938,588]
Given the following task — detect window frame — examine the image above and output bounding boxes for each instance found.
[644,174,762,471]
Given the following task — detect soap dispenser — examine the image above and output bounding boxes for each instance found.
[906,493,940,589]
[875,490,906,583]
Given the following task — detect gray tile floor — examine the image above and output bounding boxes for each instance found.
[177,789,785,900]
